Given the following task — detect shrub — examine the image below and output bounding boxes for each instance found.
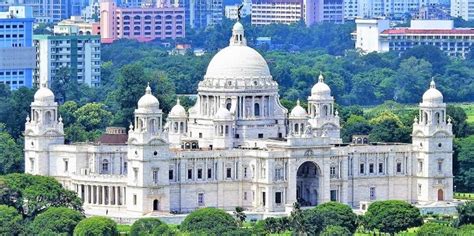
[456,201,474,226]
[364,200,423,235]
[416,222,457,236]
[0,205,22,235]
[28,207,84,235]
[130,218,164,236]
[73,216,117,236]
[321,225,351,236]
[180,208,238,234]
[314,202,358,233]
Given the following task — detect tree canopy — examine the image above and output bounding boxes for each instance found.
[364,200,423,235]
[73,216,118,236]
[27,207,84,235]
[0,205,22,235]
[180,207,238,234]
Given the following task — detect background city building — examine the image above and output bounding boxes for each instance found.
[0,0,73,23]
[353,19,474,57]
[34,25,101,87]
[451,0,474,21]
[225,0,251,20]
[99,0,185,43]
[0,6,36,90]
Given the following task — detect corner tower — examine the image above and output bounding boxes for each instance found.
[412,80,453,202]
[24,84,64,175]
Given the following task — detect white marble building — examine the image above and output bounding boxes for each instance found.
[24,22,454,216]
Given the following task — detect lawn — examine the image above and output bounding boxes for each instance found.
[454,192,474,200]
[458,103,474,124]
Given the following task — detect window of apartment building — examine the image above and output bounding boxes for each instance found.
[369,187,376,200]
[359,163,365,174]
[198,193,204,206]
[226,168,232,179]
[369,163,374,174]
[152,169,159,184]
[378,163,383,173]
[396,162,402,173]
[197,168,203,179]
[275,192,282,204]
[187,169,192,180]
[207,168,212,179]
[169,169,174,180]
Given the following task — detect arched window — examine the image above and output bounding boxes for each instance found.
[133,15,140,20]
[155,26,161,30]
[295,123,299,134]
[226,98,232,111]
[148,119,156,133]
[435,112,441,124]
[173,122,178,133]
[322,105,329,117]
[437,189,444,201]
[153,199,159,211]
[165,26,172,30]
[254,103,260,117]
[124,26,130,31]
[423,112,428,125]
[155,15,162,20]
[79,31,84,35]
[123,15,130,20]
[134,26,140,31]
[180,122,184,133]
[176,15,183,20]
[44,111,52,124]
[101,159,109,173]
[165,15,172,20]
[144,26,151,31]
[144,15,152,20]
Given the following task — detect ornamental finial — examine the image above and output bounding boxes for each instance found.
[318,72,324,83]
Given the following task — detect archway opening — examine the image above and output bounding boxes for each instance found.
[296,161,320,206]
[153,199,159,211]
[437,189,444,201]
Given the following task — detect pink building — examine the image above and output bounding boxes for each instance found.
[100,0,185,43]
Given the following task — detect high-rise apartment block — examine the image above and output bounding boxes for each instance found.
[34,25,101,87]
[451,0,474,21]
[345,0,435,20]
[0,6,36,90]
[225,0,251,20]
[251,0,344,26]
[100,0,185,43]
[0,0,72,23]
[180,0,223,28]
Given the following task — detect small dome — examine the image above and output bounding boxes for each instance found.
[214,107,233,120]
[137,84,160,110]
[34,83,55,103]
[290,100,307,118]
[169,98,187,118]
[233,21,244,32]
[422,80,443,104]
[311,73,331,98]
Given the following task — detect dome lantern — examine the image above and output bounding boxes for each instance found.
[169,97,187,118]
[310,72,332,99]
[34,83,55,104]
[422,79,443,104]
[230,21,246,46]
[137,83,160,111]
[290,100,308,119]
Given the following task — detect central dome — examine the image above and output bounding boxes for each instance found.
[205,46,271,79]
[204,22,271,79]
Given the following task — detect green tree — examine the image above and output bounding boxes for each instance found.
[400,45,449,74]
[233,206,246,227]
[320,225,351,236]
[364,200,423,235]
[0,87,35,139]
[341,115,372,143]
[290,202,306,234]
[416,222,457,236]
[50,66,80,103]
[301,208,325,235]
[28,207,84,235]
[130,218,165,236]
[314,202,358,233]
[395,57,432,103]
[453,136,474,193]
[59,101,79,127]
[0,173,83,218]
[447,105,470,138]
[369,111,411,143]
[0,205,22,235]
[73,216,117,236]
[0,129,23,174]
[456,201,474,226]
[180,207,238,234]
[74,103,112,131]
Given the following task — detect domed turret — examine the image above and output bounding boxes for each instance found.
[214,107,233,120]
[311,73,331,99]
[169,98,187,118]
[422,79,443,104]
[290,100,308,119]
[137,84,160,111]
[34,83,55,104]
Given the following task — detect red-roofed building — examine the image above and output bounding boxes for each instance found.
[353,19,474,58]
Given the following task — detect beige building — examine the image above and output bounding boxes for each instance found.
[25,22,454,219]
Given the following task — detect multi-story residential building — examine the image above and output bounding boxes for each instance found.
[34,25,101,88]
[100,0,185,43]
[180,0,223,28]
[251,0,343,26]
[353,19,474,58]
[26,22,455,218]
[351,0,433,20]
[0,6,36,90]
[0,0,72,23]
[451,0,474,21]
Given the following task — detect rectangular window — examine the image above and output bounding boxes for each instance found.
[197,168,203,179]
[198,193,204,206]
[207,168,212,179]
[418,161,423,173]
[418,184,422,195]
[275,192,282,204]
[133,168,138,181]
[226,168,232,178]
[360,163,365,174]
[369,163,374,173]
[438,161,443,172]
[330,166,336,176]
[330,190,338,201]
[169,169,174,180]
[262,192,266,206]
[378,163,383,173]
[258,133,264,138]
[396,163,402,173]
[370,187,376,200]
[64,160,68,172]
[133,194,137,205]
[153,169,159,184]
[244,192,247,200]
[199,133,202,138]
[187,169,192,180]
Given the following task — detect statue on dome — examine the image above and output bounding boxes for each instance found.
[237,4,243,21]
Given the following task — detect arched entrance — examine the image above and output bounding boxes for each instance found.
[153,199,159,211]
[437,189,444,201]
[297,161,321,206]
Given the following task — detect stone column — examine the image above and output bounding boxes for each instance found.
[116,186,120,205]
[251,96,255,117]
[102,186,106,205]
